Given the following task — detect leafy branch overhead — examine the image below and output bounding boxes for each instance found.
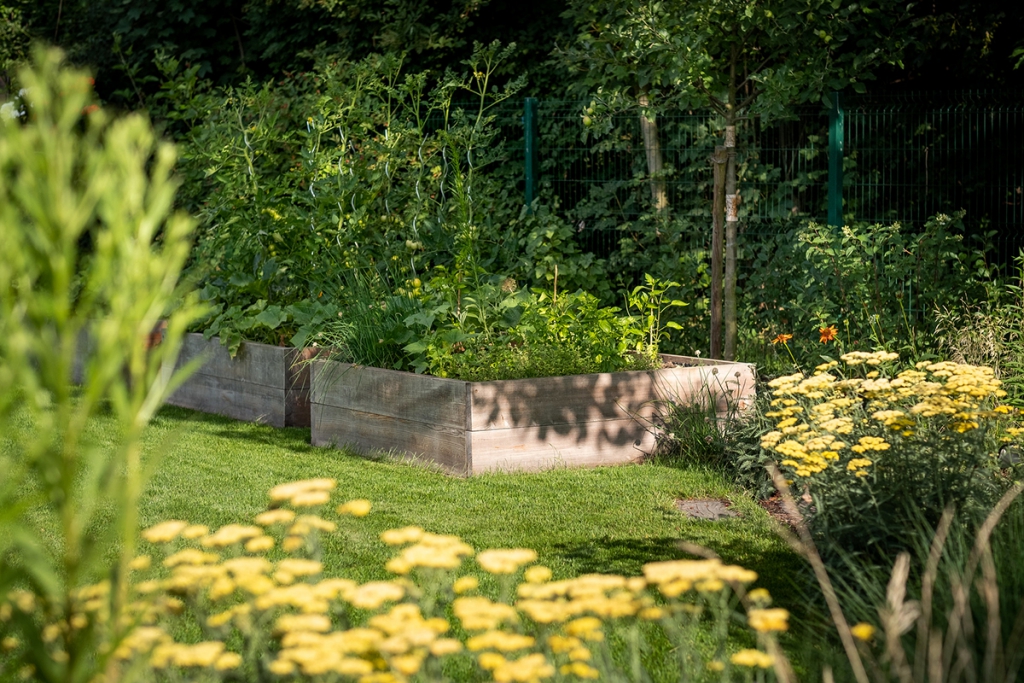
[562,0,914,119]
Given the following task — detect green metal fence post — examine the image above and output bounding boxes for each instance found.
[828,91,844,227]
[523,97,538,213]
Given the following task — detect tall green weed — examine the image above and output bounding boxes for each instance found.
[0,47,201,683]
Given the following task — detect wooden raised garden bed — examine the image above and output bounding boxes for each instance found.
[165,333,316,428]
[310,355,755,475]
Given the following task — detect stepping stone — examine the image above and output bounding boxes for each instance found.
[676,498,739,521]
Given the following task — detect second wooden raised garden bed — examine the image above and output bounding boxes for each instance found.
[310,355,755,475]
[165,333,317,428]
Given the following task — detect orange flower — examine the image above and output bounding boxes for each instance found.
[771,333,793,345]
[818,325,838,344]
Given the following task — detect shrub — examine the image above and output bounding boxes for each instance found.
[759,351,1022,557]
[170,44,528,355]
[743,213,997,371]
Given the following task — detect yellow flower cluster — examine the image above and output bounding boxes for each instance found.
[115,480,792,683]
[269,602,453,677]
[730,648,774,668]
[269,478,337,507]
[476,548,539,574]
[466,630,536,652]
[746,608,789,632]
[850,436,890,454]
[643,559,757,597]
[384,530,474,574]
[841,351,899,366]
[478,652,555,682]
[337,499,372,517]
[516,573,649,623]
[150,641,240,670]
[763,355,1015,479]
[454,596,519,630]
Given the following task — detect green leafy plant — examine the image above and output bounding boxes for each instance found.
[744,213,997,371]
[934,251,1024,406]
[162,43,528,356]
[625,273,687,364]
[0,47,201,683]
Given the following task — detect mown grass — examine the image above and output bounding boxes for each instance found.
[13,404,828,677]
[136,407,801,596]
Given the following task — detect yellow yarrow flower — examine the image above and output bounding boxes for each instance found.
[477,548,538,574]
[524,565,553,584]
[730,648,774,668]
[851,622,876,641]
[453,576,480,594]
[142,520,189,544]
[338,499,372,517]
[747,608,789,632]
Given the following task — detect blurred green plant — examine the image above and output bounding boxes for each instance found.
[0,46,202,683]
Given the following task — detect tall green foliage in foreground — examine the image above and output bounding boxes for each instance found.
[0,48,201,683]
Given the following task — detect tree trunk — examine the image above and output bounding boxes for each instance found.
[710,146,727,359]
[638,93,669,213]
[724,124,739,361]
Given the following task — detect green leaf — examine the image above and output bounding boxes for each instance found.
[254,305,289,329]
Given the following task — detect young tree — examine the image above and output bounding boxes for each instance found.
[562,0,913,358]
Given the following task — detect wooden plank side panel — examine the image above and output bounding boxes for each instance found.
[470,418,657,473]
[469,358,755,431]
[311,404,469,476]
[167,372,287,427]
[652,363,756,414]
[311,361,467,429]
[470,371,659,430]
[285,389,311,428]
[175,334,288,389]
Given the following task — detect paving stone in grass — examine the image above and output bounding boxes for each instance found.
[676,498,740,521]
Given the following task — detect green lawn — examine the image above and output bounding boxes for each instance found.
[135,406,802,603]
[13,404,830,678]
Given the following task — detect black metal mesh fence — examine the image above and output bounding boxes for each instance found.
[496,92,1024,270]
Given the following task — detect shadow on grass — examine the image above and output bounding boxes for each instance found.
[153,405,316,451]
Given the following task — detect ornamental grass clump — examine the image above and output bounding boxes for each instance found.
[1,477,798,683]
[760,351,1023,556]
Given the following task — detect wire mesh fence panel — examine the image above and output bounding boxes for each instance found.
[842,91,1023,269]
[514,93,1022,281]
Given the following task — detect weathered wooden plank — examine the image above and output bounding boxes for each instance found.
[310,357,755,476]
[651,362,756,414]
[167,371,287,426]
[468,359,754,430]
[469,418,658,474]
[311,403,469,475]
[311,361,467,430]
[469,371,659,430]
[175,334,289,389]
